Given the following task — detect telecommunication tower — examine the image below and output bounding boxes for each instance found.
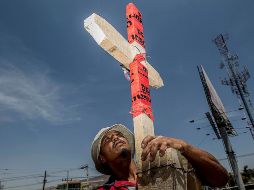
[213,34,254,139]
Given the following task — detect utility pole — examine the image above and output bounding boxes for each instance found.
[80,164,89,190]
[218,122,245,190]
[198,65,245,190]
[62,170,72,190]
[42,170,47,190]
[213,34,254,140]
[66,170,69,190]
[0,180,3,190]
[80,165,89,185]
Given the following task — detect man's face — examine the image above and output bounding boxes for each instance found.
[100,130,131,162]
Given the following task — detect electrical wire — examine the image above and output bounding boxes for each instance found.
[218,152,254,161]
[0,167,80,182]
[4,181,43,189]
[189,107,244,124]
[0,174,43,182]
[0,166,88,190]
[3,179,63,190]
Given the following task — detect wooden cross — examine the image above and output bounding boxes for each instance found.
[84,3,201,190]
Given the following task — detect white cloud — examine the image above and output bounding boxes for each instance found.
[0,61,80,124]
[0,35,80,125]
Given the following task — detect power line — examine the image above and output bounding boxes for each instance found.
[2,172,101,190]
[3,178,63,190]
[0,167,80,182]
[218,152,254,161]
[0,167,85,189]
[4,182,43,189]
[189,107,244,123]
[0,174,43,182]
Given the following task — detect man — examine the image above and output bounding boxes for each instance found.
[91,124,229,189]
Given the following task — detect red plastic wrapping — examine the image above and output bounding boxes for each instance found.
[126,3,153,120]
[126,3,145,48]
[130,54,154,121]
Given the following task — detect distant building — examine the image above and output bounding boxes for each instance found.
[44,175,109,190]
[44,187,57,190]
[82,175,109,190]
[55,180,81,190]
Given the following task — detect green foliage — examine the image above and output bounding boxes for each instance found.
[241,165,254,184]
[228,172,236,186]
[227,165,254,186]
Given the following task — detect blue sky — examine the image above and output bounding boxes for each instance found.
[0,0,254,189]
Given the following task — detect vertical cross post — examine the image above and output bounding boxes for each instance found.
[126,3,155,172]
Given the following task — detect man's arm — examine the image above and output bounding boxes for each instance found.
[141,135,229,187]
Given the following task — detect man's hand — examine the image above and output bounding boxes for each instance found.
[141,135,188,161]
[141,135,229,187]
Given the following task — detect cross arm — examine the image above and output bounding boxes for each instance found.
[84,13,163,89]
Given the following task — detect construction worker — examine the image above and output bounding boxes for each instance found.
[91,124,229,189]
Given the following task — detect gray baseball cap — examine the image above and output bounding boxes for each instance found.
[91,124,135,175]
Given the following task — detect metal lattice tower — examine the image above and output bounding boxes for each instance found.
[213,34,254,140]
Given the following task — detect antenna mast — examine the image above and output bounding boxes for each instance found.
[213,34,254,139]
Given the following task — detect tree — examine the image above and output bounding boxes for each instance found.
[241,165,254,184]
[228,172,236,187]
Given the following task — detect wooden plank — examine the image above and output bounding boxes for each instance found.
[137,148,201,190]
[131,66,201,190]
[125,3,201,189]
[84,13,164,89]
[133,113,154,170]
